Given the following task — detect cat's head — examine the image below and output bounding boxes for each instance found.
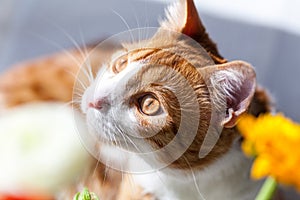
[79,0,256,172]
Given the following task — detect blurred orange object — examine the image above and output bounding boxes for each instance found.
[0,194,53,200]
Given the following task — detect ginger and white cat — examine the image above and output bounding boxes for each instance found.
[0,0,276,199]
[77,0,272,199]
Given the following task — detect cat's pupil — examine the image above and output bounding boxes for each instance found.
[139,94,160,116]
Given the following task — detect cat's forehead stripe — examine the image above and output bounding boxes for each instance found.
[116,47,198,73]
[129,48,162,62]
[111,48,162,74]
[124,48,207,91]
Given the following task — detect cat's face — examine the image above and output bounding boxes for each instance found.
[79,0,256,171]
[81,48,173,146]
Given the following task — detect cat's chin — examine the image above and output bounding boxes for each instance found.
[98,143,131,170]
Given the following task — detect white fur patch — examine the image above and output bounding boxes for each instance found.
[159,0,186,32]
[131,140,262,200]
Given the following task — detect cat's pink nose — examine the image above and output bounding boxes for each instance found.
[88,98,108,110]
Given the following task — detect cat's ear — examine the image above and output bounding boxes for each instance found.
[200,61,256,128]
[160,0,225,63]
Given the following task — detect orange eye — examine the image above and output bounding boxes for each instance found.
[139,94,161,116]
[112,55,128,73]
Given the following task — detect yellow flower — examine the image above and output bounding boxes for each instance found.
[237,113,300,191]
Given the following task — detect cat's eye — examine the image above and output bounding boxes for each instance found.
[112,55,128,73]
[138,94,161,116]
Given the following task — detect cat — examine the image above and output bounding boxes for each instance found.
[76,0,274,199]
[0,0,276,199]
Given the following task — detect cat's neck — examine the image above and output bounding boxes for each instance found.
[124,88,271,200]
[129,139,262,200]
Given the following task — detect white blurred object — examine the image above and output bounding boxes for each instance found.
[154,0,300,35]
[0,103,89,196]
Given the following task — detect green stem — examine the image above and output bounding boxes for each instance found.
[255,177,277,200]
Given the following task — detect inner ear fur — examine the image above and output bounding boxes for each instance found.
[199,60,256,128]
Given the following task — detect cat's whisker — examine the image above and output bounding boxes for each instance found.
[136,0,151,46]
[154,170,168,191]
[62,100,80,108]
[67,99,81,104]
[54,102,75,110]
[116,128,130,151]
[73,87,85,94]
[73,82,87,95]
[108,124,120,151]
[44,20,94,83]
[182,156,206,200]
[71,96,83,104]
[101,130,115,176]
[121,131,141,153]
[142,2,151,45]
[72,96,83,103]
[112,10,135,43]
[111,132,128,174]
[143,0,150,28]
[126,171,138,196]
[64,70,88,92]
[83,64,95,84]
[63,101,73,107]
[78,30,95,83]
[72,91,84,98]
[98,140,109,181]
[91,142,111,193]
[113,120,141,153]
[80,63,94,84]
[27,31,86,70]
[49,21,91,60]
[111,111,130,151]
[67,100,82,108]
[92,157,100,178]
[144,22,150,43]
[114,133,123,151]
[132,10,142,46]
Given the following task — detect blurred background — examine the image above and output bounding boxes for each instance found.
[0,0,299,119]
[0,0,299,198]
